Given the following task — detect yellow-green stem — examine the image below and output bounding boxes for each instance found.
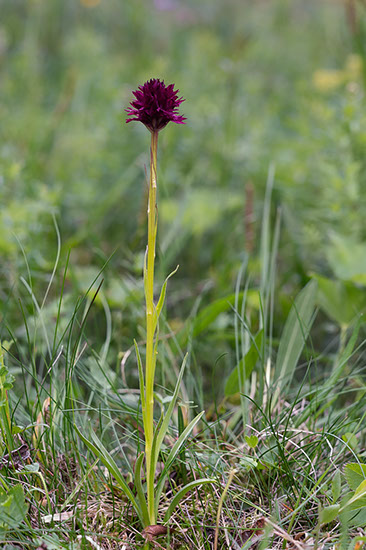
[145,129,159,525]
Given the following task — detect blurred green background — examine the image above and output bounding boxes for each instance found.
[1,0,366,400]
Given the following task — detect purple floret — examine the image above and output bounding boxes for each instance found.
[126,78,186,132]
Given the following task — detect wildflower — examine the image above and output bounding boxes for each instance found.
[125,78,187,525]
[126,78,186,132]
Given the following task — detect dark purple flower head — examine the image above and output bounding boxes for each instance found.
[126,78,186,132]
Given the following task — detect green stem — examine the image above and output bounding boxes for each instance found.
[145,129,159,525]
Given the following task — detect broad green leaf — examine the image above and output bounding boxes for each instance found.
[346,496,366,511]
[319,504,340,524]
[327,234,366,284]
[178,290,261,348]
[332,470,341,503]
[225,331,263,397]
[21,463,40,473]
[313,273,366,326]
[352,479,366,500]
[343,479,366,511]
[0,484,27,529]
[178,293,242,347]
[163,478,215,522]
[340,492,366,527]
[245,435,259,449]
[342,433,358,451]
[344,463,366,491]
[240,456,258,470]
[274,279,317,396]
[34,534,65,550]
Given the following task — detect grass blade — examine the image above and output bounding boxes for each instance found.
[152,354,188,470]
[163,478,215,522]
[74,424,142,523]
[154,411,205,509]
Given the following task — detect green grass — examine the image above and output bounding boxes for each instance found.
[1,0,366,548]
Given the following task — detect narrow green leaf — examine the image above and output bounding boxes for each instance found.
[295,317,363,426]
[178,293,244,347]
[154,411,205,509]
[328,317,363,387]
[134,453,149,527]
[336,317,362,369]
[153,265,179,331]
[143,247,148,301]
[320,504,340,524]
[152,355,188,470]
[134,340,145,410]
[192,294,239,338]
[225,331,263,397]
[178,406,187,484]
[74,424,142,523]
[163,478,215,522]
[150,412,163,482]
[274,279,317,395]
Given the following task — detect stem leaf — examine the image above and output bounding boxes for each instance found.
[134,452,149,527]
[134,340,145,410]
[153,265,179,332]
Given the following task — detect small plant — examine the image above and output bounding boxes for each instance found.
[320,463,366,526]
[76,78,213,545]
